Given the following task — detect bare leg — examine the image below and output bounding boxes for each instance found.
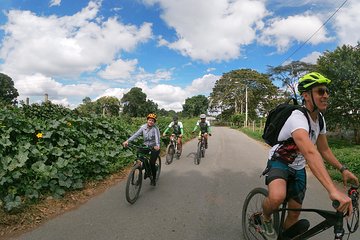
[284,198,302,229]
[263,178,287,220]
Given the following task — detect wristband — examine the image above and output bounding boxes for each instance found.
[340,165,348,173]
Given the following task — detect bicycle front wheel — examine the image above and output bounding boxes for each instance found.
[195,141,201,165]
[165,144,175,164]
[242,187,279,240]
[155,156,161,181]
[125,163,143,204]
[201,141,205,158]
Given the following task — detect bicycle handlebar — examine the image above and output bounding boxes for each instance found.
[332,186,359,210]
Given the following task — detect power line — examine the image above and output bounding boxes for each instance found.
[281,0,349,65]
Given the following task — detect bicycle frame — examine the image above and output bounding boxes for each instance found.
[276,204,344,239]
[242,186,359,240]
[169,134,178,151]
[134,147,154,179]
[276,186,359,240]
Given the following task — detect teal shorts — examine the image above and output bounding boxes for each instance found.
[265,160,307,204]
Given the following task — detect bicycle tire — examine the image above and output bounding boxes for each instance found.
[201,141,205,158]
[175,144,181,159]
[155,156,161,181]
[165,144,175,164]
[194,141,201,165]
[242,187,280,240]
[125,163,143,204]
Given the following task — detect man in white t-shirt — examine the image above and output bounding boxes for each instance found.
[261,72,359,239]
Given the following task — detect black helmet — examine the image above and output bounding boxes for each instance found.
[173,115,178,121]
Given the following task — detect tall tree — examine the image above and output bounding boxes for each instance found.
[95,96,121,116]
[0,73,19,106]
[267,61,315,98]
[121,87,158,117]
[210,69,278,119]
[317,43,360,144]
[76,97,96,116]
[182,95,209,117]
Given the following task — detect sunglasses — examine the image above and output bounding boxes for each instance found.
[314,87,330,96]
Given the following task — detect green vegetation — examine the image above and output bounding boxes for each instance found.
[238,126,360,180]
[0,103,198,212]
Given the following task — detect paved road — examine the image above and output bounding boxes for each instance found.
[11,127,360,240]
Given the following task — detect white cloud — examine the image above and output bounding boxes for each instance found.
[300,51,322,64]
[333,0,360,46]
[144,0,268,62]
[0,1,152,77]
[134,67,173,83]
[186,74,220,94]
[0,0,154,107]
[95,88,128,101]
[128,73,220,111]
[259,14,332,52]
[13,72,108,98]
[49,0,61,7]
[98,59,138,80]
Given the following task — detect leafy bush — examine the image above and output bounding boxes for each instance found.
[0,105,135,211]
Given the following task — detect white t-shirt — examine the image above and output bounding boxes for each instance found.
[268,110,326,170]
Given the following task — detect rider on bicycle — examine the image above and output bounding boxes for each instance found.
[163,115,184,154]
[261,72,359,239]
[192,114,211,149]
[122,113,160,186]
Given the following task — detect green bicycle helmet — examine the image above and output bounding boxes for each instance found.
[298,72,331,94]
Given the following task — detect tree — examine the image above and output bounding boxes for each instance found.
[76,97,96,116]
[317,43,360,144]
[182,95,209,117]
[0,73,19,106]
[267,61,315,98]
[121,87,158,117]
[210,69,278,120]
[95,96,121,116]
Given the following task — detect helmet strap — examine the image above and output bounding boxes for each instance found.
[310,91,319,113]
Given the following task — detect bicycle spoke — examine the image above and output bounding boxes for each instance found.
[242,188,269,240]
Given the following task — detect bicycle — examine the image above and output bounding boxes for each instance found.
[124,144,161,204]
[242,186,359,240]
[165,133,181,165]
[194,133,206,165]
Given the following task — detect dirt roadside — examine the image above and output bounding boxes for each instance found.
[0,169,129,240]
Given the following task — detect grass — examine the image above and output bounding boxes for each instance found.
[237,126,360,179]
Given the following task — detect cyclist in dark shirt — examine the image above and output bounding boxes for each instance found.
[192,114,211,149]
[163,115,184,154]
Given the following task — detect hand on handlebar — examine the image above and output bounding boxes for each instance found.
[330,189,353,215]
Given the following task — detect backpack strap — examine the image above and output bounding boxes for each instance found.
[318,112,324,132]
[298,107,312,136]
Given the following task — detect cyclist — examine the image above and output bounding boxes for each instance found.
[261,72,359,239]
[163,115,184,154]
[122,113,160,186]
[192,114,211,149]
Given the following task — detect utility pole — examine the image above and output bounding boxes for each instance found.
[245,86,248,126]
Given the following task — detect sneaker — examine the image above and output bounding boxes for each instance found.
[150,179,156,186]
[261,215,278,239]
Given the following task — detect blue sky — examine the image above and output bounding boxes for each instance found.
[0,0,359,111]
